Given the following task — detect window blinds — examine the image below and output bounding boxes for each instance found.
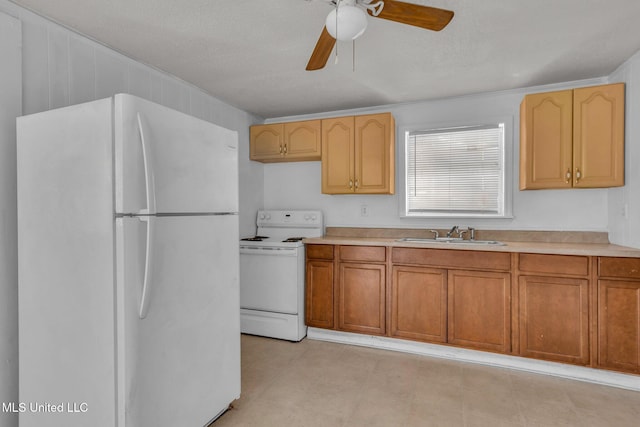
[406,124,504,215]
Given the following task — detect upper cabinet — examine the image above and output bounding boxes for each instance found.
[321,113,395,194]
[520,83,625,190]
[250,120,321,162]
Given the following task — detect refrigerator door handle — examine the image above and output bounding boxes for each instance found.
[136,112,157,215]
[138,216,156,319]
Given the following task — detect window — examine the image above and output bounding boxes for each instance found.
[404,123,506,217]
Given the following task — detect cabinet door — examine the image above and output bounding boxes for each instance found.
[339,262,386,335]
[250,123,283,161]
[573,83,624,188]
[519,275,589,365]
[519,90,573,190]
[284,120,321,161]
[598,279,640,373]
[322,117,354,194]
[391,266,447,343]
[305,260,335,329]
[448,270,511,353]
[354,113,395,194]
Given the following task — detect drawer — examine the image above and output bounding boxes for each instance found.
[519,253,589,277]
[306,244,334,260]
[599,257,640,280]
[339,245,386,263]
[392,248,510,271]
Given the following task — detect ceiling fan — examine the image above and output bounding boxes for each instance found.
[306,0,454,71]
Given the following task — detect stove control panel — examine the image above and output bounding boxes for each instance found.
[257,210,323,228]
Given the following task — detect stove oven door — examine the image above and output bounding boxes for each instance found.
[239,246,302,314]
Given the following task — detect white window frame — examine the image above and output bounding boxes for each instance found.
[398,116,513,219]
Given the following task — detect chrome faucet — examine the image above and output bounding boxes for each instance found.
[427,229,439,239]
[446,225,459,238]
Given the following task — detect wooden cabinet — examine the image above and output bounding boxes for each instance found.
[251,112,395,193]
[305,243,640,374]
[597,257,640,373]
[321,113,395,194]
[517,253,590,365]
[338,246,386,335]
[305,244,387,335]
[321,117,353,193]
[519,90,572,190]
[391,266,447,342]
[250,120,321,162]
[392,247,512,353]
[305,245,335,329]
[448,270,512,353]
[518,275,589,364]
[520,83,624,190]
[305,244,640,373]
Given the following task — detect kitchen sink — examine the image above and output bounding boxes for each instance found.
[397,237,505,246]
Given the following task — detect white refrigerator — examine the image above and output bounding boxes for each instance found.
[17,94,240,427]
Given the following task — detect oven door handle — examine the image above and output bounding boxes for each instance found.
[240,247,299,256]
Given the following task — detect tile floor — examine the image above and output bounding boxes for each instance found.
[213,334,640,427]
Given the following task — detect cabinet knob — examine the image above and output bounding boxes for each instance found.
[349,179,353,189]
[279,145,283,154]
[283,144,288,155]
[575,168,582,183]
[565,168,572,184]
[355,179,359,189]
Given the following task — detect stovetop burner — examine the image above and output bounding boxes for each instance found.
[282,237,304,243]
[240,235,269,242]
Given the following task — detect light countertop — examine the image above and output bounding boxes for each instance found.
[303,236,640,258]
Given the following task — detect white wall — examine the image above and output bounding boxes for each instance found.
[0,11,20,427]
[0,2,265,425]
[264,78,616,233]
[0,1,264,236]
[608,51,640,249]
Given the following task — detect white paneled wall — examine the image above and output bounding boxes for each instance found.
[0,10,20,427]
[0,2,265,424]
[1,0,265,235]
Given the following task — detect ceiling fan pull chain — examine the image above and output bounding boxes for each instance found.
[352,39,356,72]
[334,0,341,64]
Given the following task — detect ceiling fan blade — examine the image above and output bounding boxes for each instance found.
[372,0,454,31]
[306,26,336,71]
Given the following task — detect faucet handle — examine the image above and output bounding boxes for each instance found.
[468,227,476,240]
[428,229,439,239]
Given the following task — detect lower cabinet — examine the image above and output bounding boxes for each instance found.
[338,245,387,335]
[597,280,640,373]
[391,266,447,342]
[305,245,334,329]
[305,259,334,329]
[339,262,386,335]
[390,265,511,352]
[597,257,640,373]
[305,244,640,375]
[518,275,589,365]
[448,270,511,353]
[391,247,512,353]
[516,253,591,365]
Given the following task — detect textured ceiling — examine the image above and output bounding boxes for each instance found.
[9,0,640,118]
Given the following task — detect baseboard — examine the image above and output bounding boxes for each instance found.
[307,328,640,392]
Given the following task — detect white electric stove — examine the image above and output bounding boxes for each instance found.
[239,210,323,341]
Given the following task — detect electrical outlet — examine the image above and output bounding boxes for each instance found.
[360,204,369,217]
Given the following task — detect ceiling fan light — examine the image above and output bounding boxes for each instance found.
[325,5,368,41]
